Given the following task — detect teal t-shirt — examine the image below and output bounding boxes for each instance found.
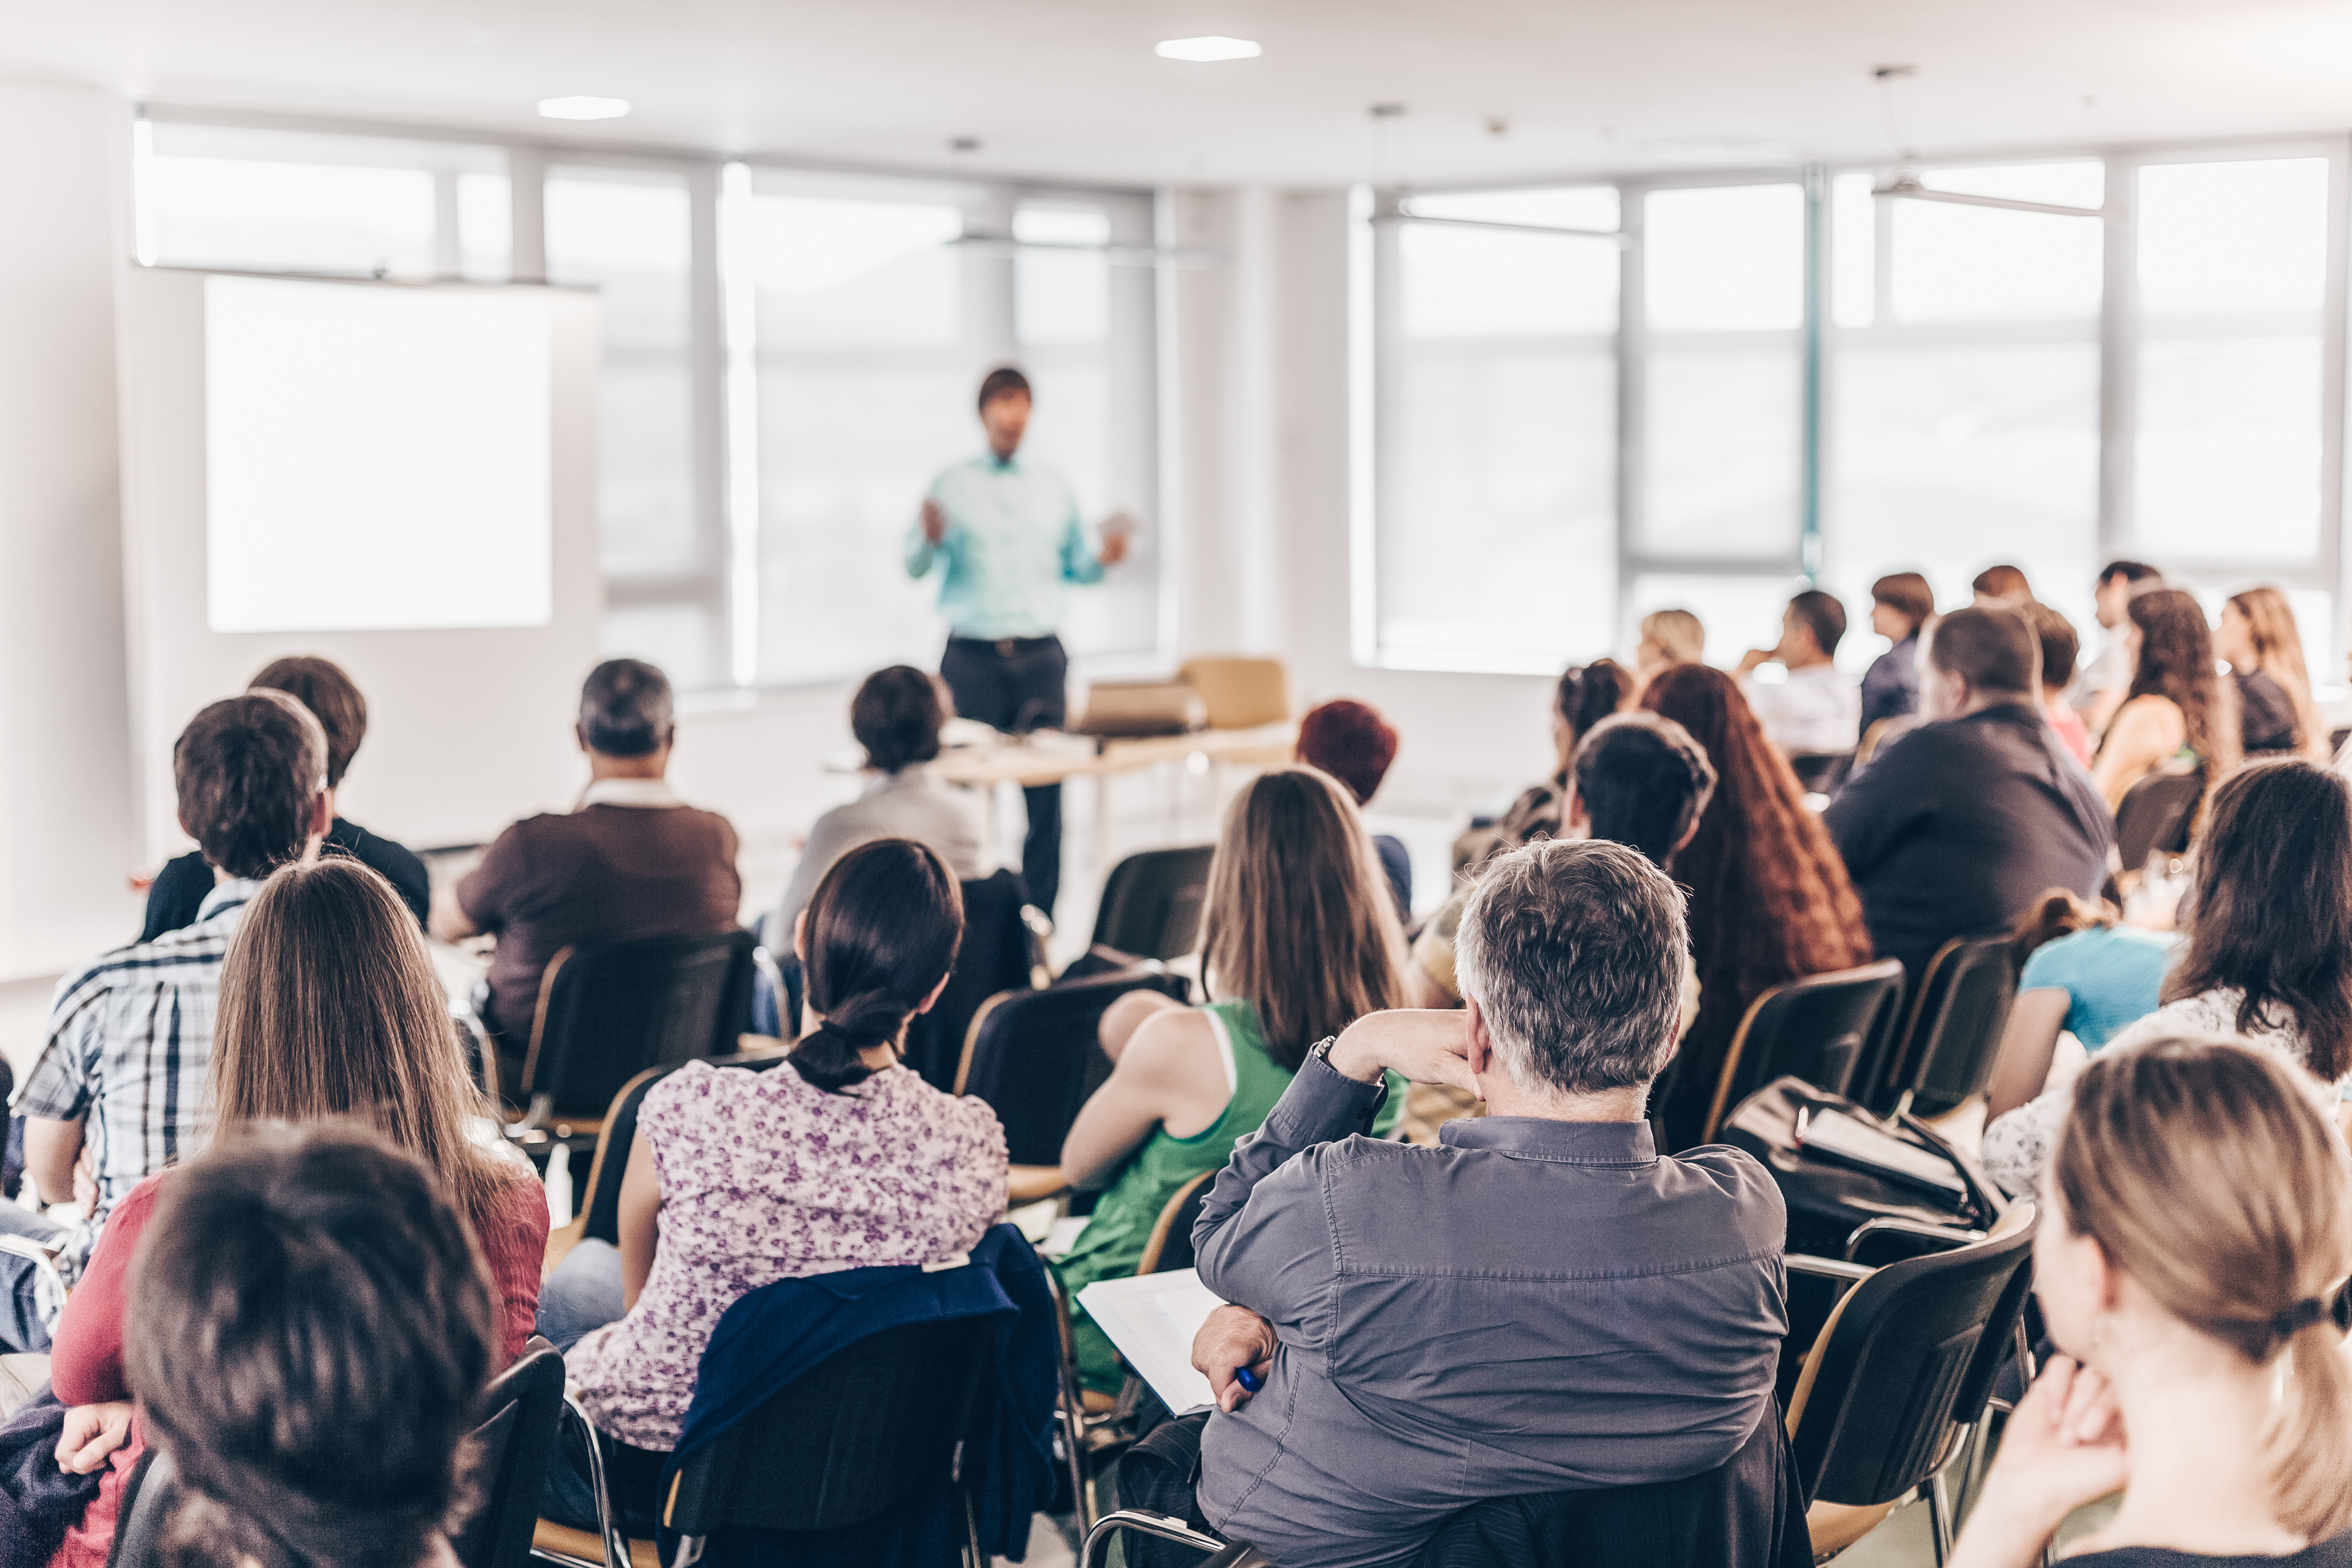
[2019,925,2178,1048]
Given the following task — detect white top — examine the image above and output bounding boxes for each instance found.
[1742,664,1862,755]
[775,765,989,935]
[577,777,686,810]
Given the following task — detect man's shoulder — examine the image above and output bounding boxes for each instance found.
[50,916,233,1019]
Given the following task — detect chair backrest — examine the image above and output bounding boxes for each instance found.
[905,869,1037,1090]
[579,1052,792,1248]
[957,969,1191,1166]
[1702,960,1907,1144]
[1870,935,2019,1117]
[2114,766,2205,871]
[1177,658,1291,730]
[663,1316,993,1538]
[1135,1171,1214,1277]
[107,1448,174,1568]
[1786,750,1854,796]
[524,930,757,1118]
[449,1341,568,1568]
[1984,987,2071,1123]
[1090,846,1215,961]
[1785,1217,2036,1508]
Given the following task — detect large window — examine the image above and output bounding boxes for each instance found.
[136,114,1160,693]
[1368,141,2350,679]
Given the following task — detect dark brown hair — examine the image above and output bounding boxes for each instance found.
[1572,712,1717,870]
[1640,665,1874,1142]
[1787,590,1848,658]
[1200,767,1406,1070]
[2127,589,2240,776]
[578,658,673,758]
[978,365,1031,410]
[1926,605,2039,697]
[1871,572,1935,639]
[2021,602,2081,690]
[173,691,325,881]
[1555,660,1631,744]
[130,1123,495,1568]
[249,656,366,789]
[2165,758,2352,1081]
[852,665,948,774]
[214,857,512,1226]
[1972,563,2032,602]
[2011,887,2112,963]
[795,838,964,1092]
[1296,699,1400,806]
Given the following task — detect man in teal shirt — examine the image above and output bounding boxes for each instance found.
[908,366,1128,920]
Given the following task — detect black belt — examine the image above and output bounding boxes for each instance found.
[950,632,1059,658]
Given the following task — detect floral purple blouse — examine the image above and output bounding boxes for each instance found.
[567,1059,1009,1449]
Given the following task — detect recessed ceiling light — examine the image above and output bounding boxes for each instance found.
[537,96,630,121]
[1155,36,1261,62]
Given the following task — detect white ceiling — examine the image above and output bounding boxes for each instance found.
[7,0,2352,188]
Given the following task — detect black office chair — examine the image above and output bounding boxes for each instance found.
[905,869,1041,1090]
[1865,936,2018,1119]
[2114,765,2204,873]
[451,1340,568,1568]
[1089,846,1215,962]
[1783,1205,2037,1563]
[502,930,757,1144]
[956,967,1190,1202]
[107,1447,174,1568]
[1698,960,1907,1145]
[1786,751,1855,797]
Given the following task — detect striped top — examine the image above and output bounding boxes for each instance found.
[16,878,256,1279]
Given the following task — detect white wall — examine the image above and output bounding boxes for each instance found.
[0,81,141,980]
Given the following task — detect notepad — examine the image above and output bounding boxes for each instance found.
[1077,1269,1227,1415]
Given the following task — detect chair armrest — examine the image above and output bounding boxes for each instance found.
[1081,1511,1229,1568]
[1786,1254,1876,1284]
[1843,1216,1987,1263]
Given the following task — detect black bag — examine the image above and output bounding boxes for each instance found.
[1719,1076,2003,1261]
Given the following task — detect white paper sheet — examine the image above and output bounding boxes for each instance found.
[1077,1268,1226,1415]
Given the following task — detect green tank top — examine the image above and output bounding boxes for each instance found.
[1056,998,1404,1389]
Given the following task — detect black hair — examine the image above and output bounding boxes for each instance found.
[128,1122,495,1568]
[174,691,326,881]
[852,666,948,774]
[1788,590,1849,658]
[1554,660,1630,743]
[2101,560,2163,586]
[1572,712,1719,871]
[793,839,965,1092]
[578,659,674,758]
[977,366,1031,411]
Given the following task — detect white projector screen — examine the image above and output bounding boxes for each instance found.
[204,274,553,633]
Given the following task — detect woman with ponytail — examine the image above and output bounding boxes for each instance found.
[1953,1035,2352,1566]
[540,838,1007,1534]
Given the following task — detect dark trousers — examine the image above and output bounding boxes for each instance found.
[1115,1412,1217,1568]
[940,633,1069,920]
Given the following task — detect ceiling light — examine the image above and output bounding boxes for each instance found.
[537,96,630,121]
[1156,36,1261,62]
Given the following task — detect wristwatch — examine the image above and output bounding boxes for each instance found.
[1308,1036,1340,1067]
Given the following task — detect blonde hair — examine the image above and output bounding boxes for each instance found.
[213,857,511,1227]
[2054,1036,2352,1541]
[1198,767,1406,1069]
[2229,586,2326,758]
[1640,610,1706,666]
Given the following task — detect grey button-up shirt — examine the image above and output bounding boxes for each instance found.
[1192,1055,1788,1568]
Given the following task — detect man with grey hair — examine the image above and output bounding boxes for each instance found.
[439,658,742,1102]
[1158,838,1786,1568]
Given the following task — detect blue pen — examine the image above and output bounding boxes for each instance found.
[1235,1366,1262,1393]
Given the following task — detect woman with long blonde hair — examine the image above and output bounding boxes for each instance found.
[1054,767,1409,1392]
[2217,586,2327,759]
[1953,1037,2352,1566]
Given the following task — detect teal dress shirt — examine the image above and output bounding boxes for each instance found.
[905,452,1103,640]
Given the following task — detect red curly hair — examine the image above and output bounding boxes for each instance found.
[1641,663,1875,1148]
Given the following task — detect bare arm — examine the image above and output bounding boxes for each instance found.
[1059,1008,1219,1191]
[2090,698,2182,812]
[614,1128,662,1311]
[24,1119,81,1209]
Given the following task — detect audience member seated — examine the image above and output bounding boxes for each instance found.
[1971,563,2034,607]
[1408,711,1716,1021]
[140,655,428,939]
[1634,607,1705,688]
[2217,586,2326,759]
[1985,758,2352,1197]
[124,1124,497,1568]
[1823,607,2111,998]
[2090,587,2240,811]
[1449,660,1631,873]
[1295,698,1413,919]
[1056,768,1407,1395]
[776,664,986,939]
[1640,664,1874,1149]
[2011,890,2174,1053]
[1166,840,1786,1568]
[10,691,329,1315]
[1737,589,1860,755]
[40,856,549,1568]
[2073,559,2165,737]
[1859,571,1934,736]
[1952,1039,2352,1568]
[2024,602,2094,767]
[438,658,742,1102]
[537,838,1007,1535]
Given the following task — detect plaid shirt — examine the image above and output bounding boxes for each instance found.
[15,879,257,1278]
